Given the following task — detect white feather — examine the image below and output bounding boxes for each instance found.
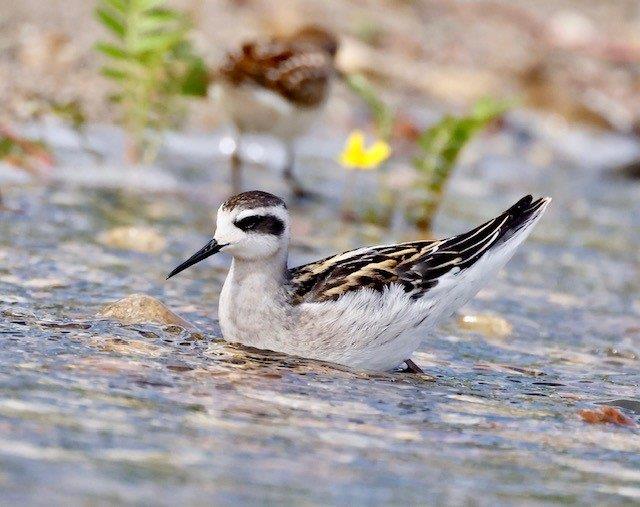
[212,82,323,140]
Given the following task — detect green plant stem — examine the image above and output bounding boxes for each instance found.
[412,98,511,232]
[345,73,394,141]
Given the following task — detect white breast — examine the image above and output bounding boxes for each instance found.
[218,261,295,352]
[211,83,322,140]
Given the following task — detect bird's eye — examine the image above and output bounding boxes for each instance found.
[235,215,261,231]
[233,214,285,235]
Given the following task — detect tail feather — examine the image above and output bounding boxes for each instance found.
[413,195,551,297]
[444,195,550,256]
[493,194,551,245]
[413,195,551,322]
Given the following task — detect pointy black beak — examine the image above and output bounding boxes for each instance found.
[166,239,225,280]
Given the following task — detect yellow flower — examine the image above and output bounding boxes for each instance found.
[339,130,391,170]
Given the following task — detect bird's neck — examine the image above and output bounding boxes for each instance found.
[218,249,290,350]
[220,249,289,335]
[229,249,288,285]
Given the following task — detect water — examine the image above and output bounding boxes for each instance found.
[1,112,639,505]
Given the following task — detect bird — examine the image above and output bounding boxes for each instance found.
[167,191,550,372]
[211,26,339,197]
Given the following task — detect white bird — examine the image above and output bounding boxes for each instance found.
[167,191,550,372]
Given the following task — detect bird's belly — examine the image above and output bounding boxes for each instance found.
[212,83,319,140]
[219,281,436,371]
[220,314,424,371]
[295,303,432,371]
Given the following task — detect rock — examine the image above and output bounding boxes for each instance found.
[578,406,636,427]
[97,294,198,330]
[98,226,166,253]
[458,313,513,339]
[601,399,640,415]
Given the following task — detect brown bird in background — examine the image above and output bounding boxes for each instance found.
[212,25,339,197]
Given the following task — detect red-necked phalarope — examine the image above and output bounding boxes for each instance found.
[211,26,339,196]
[167,191,550,372]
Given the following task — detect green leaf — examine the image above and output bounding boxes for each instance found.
[411,97,511,229]
[0,137,14,158]
[94,42,129,59]
[147,7,182,21]
[107,92,124,103]
[102,0,127,14]
[132,31,184,53]
[345,73,394,140]
[137,11,183,34]
[180,57,209,97]
[135,0,166,11]
[95,7,125,38]
[93,0,206,163]
[472,96,511,120]
[101,66,129,80]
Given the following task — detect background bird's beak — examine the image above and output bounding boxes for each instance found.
[166,239,224,279]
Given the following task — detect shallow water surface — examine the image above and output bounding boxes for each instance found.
[1,115,640,505]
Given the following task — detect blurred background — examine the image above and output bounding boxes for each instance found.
[2,0,640,228]
[2,0,640,130]
[1,1,640,505]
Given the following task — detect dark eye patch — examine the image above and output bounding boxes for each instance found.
[234,214,285,235]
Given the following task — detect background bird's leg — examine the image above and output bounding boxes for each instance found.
[282,141,307,198]
[230,135,242,194]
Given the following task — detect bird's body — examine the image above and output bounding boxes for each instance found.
[212,27,339,194]
[168,191,550,371]
[214,82,320,141]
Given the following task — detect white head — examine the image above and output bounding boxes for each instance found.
[167,191,290,278]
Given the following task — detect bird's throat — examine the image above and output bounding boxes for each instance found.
[228,249,288,284]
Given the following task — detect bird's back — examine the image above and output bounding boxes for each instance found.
[287,195,550,305]
[282,195,550,370]
[218,34,335,108]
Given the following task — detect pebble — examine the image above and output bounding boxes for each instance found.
[98,226,166,253]
[457,313,513,339]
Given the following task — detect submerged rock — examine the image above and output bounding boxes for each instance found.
[97,294,198,330]
[98,226,166,253]
[457,313,513,339]
[90,336,163,357]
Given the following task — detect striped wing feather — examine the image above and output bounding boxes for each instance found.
[219,40,333,107]
[287,196,547,304]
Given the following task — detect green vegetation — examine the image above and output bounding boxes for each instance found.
[91,1,507,232]
[94,0,207,163]
[345,73,395,141]
[412,98,510,230]
[345,73,510,231]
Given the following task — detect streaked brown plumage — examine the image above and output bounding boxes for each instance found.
[218,25,339,108]
[287,196,549,304]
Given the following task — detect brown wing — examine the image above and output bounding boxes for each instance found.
[287,196,549,305]
[219,39,334,108]
[287,241,440,305]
